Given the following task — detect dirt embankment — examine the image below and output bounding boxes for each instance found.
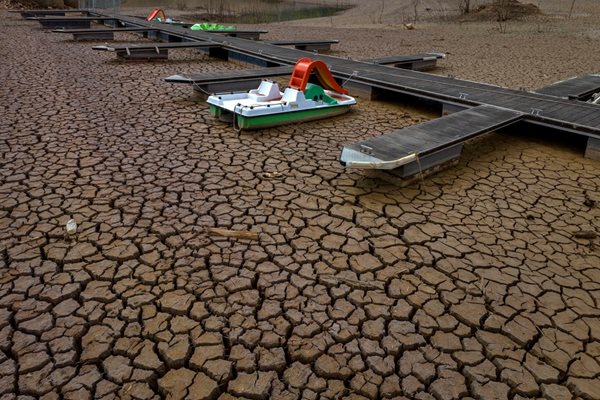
[0,0,40,9]
[0,0,78,10]
[461,0,540,21]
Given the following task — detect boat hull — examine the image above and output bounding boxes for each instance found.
[207,80,356,130]
[210,104,352,130]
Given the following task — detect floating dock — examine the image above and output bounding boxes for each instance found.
[534,74,600,100]
[93,42,223,60]
[9,9,88,18]
[28,16,118,29]
[16,10,600,177]
[165,53,445,94]
[53,27,159,41]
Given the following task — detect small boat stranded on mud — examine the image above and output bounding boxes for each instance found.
[206,57,357,130]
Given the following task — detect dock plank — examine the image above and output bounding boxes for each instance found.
[53,27,157,33]
[340,105,523,171]
[535,74,600,99]
[265,39,339,51]
[365,53,445,65]
[93,41,222,60]
[11,9,87,18]
[164,53,448,86]
[93,42,220,52]
[27,16,116,21]
[265,40,338,46]
[165,66,294,84]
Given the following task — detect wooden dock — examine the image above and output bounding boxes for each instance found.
[53,27,159,41]
[535,74,600,100]
[28,16,118,29]
[340,106,523,176]
[165,53,446,94]
[93,42,223,60]
[165,66,295,94]
[9,9,88,18]
[22,10,600,176]
[365,53,445,70]
[265,39,339,52]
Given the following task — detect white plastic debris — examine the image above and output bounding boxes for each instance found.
[66,219,77,235]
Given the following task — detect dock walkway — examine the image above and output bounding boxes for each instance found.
[29,10,600,174]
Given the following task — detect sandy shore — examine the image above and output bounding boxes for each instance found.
[0,2,599,399]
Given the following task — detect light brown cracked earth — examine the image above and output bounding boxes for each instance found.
[1,5,600,400]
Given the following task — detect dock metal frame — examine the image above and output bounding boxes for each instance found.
[28,16,119,29]
[53,27,158,41]
[9,9,89,18]
[93,42,223,60]
[265,39,339,52]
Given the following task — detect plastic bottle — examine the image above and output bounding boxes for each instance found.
[66,219,77,235]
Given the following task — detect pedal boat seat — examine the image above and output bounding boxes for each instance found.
[248,80,282,101]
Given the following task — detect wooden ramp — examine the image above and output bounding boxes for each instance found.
[535,74,600,100]
[340,106,523,176]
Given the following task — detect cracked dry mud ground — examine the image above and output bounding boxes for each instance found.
[1,12,600,400]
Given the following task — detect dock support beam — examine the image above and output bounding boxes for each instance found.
[343,80,383,100]
[24,11,65,18]
[585,137,600,160]
[294,43,332,52]
[193,80,263,97]
[209,47,229,61]
[116,49,169,60]
[40,20,91,29]
[391,144,464,178]
[442,103,469,116]
[145,30,158,40]
[73,31,114,41]
[104,19,119,28]
[399,59,438,71]
[233,32,261,40]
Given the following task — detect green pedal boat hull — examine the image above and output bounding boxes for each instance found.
[210,104,351,130]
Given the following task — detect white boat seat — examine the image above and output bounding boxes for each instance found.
[248,80,282,101]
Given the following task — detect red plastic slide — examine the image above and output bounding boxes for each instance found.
[146,8,166,21]
[288,57,348,94]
